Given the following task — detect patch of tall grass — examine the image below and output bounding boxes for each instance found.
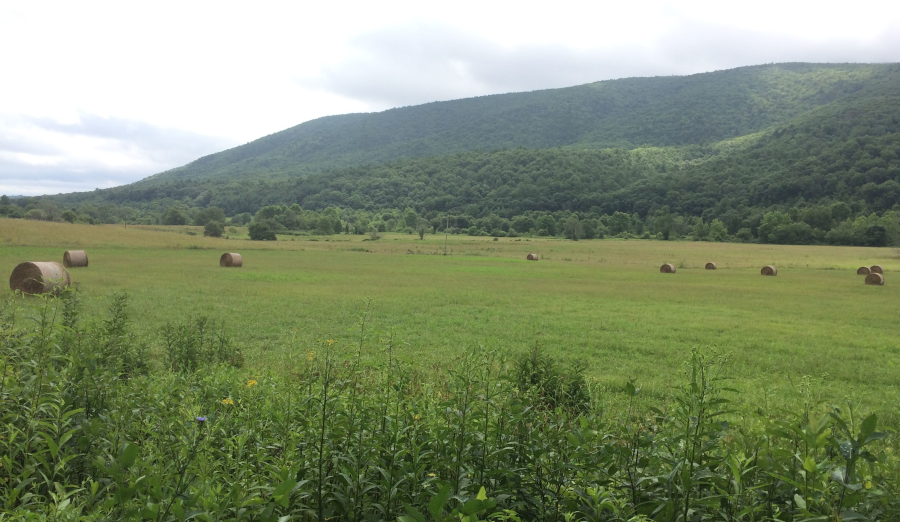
[1,292,898,520]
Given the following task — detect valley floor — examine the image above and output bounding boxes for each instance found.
[3,218,899,419]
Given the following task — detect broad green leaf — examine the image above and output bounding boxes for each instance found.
[857,414,877,443]
[272,478,296,507]
[428,485,452,519]
[45,436,60,459]
[803,456,817,473]
[401,503,428,522]
[625,381,638,397]
[863,432,887,446]
[118,443,139,468]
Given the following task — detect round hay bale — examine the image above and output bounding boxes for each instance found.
[220,253,243,267]
[705,262,717,270]
[9,262,70,295]
[857,266,871,275]
[870,265,884,274]
[63,250,88,268]
[761,265,777,276]
[660,263,676,273]
[526,253,538,261]
[865,273,884,286]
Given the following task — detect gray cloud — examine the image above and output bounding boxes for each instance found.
[656,18,900,70]
[0,113,236,196]
[6,14,900,198]
[0,171,120,196]
[307,20,900,108]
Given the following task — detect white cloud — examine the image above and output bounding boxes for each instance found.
[309,13,900,108]
[1,0,899,195]
[0,113,235,195]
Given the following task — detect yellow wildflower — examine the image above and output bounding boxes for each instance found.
[428,473,436,477]
[306,350,315,361]
[865,481,873,489]
[414,414,420,421]
[222,398,234,405]
[326,339,335,346]
[246,379,258,388]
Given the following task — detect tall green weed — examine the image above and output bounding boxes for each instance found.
[0,294,897,520]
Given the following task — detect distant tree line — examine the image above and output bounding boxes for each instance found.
[4,192,898,246]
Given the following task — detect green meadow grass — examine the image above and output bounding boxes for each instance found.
[3,218,899,418]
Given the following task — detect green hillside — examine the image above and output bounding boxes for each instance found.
[609,87,900,216]
[58,66,900,216]
[139,63,897,183]
[8,62,900,246]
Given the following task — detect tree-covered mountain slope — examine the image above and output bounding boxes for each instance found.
[607,86,900,217]
[26,60,900,250]
[139,63,900,184]
[60,67,899,222]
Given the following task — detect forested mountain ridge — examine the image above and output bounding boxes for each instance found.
[54,67,900,217]
[138,63,898,184]
[7,62,900,247]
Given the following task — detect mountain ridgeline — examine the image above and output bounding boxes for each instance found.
[140,62,897,183]
[11,62,900,245]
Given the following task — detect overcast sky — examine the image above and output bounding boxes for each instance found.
[2,0,900,196]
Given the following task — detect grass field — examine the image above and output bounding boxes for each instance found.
[3,217,899,418]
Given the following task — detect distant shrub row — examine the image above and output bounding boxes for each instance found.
[4,189,900,246]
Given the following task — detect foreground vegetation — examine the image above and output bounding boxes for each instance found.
[2,290,899,520]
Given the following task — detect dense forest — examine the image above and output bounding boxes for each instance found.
[3,63,900,246]
[127,62,896,184]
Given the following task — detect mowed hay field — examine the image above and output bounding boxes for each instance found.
[3,218,900,418]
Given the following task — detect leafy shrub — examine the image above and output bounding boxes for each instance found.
[230,212,252,226]
[163,207,188,225]
[0,204,25,218]
[203,220,223,238]
[0,296,897,520]
[163,315,243,372]
[24,208,47,220]
[248,220,277,240]
[514,342,589,411]
[192,206,226,227]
